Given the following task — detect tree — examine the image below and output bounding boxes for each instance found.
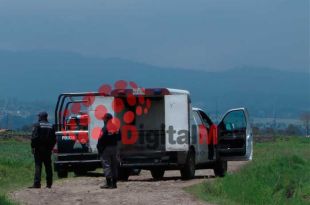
[285,124,301,136]
[300,112,310,136]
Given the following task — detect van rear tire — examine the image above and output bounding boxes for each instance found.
[131,169,141,176]
[57,170,68,178]
[150,169,165,180]
[118,168,130,181]
[74,169,87,176]
[180,150,195,180]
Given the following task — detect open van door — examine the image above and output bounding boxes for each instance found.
[217,108,253,161]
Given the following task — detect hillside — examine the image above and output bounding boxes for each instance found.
[0,50,309,128]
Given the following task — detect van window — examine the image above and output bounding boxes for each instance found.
[198,111,212,130]
[223,110,246,131]
[66,115,88,131]
[193,111,203,125]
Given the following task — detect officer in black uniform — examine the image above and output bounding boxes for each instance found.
[97,113,120,189]
[29,112,56,188]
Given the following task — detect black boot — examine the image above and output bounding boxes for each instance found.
[28,184,41,189]
[100,178,112,189]
[111,178,117,189]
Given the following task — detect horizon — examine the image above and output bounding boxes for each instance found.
[0,49,308,73]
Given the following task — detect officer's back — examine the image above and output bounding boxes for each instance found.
[32,120,55,154]
[29,112,56,189]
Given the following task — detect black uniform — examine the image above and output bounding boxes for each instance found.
[97,124,121,188]
[31,120,56,188]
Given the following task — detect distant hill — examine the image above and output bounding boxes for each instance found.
[0,50,309,128]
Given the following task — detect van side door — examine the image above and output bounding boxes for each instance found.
[217,108,253,161]
[197,110,216,161]
[192,111,209,163]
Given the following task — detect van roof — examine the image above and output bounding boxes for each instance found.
[166,88,190,95]
[59,88,190,97]
[192,107,203,111]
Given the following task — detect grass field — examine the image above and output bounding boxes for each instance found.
[186,137,310,205]
[1,136,309,205]
[0,138,34,205]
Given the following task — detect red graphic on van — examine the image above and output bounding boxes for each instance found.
[61,80,152,143]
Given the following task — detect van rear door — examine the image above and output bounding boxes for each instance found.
[217,108,253,161]
[88,96,114,152]
[165,95,189,151]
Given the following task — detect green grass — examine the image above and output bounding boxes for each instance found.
[0,138,79,205]
[186,137,310,205]
[0,138,34,205]
[0,131,31,137]
[1,137,310,205]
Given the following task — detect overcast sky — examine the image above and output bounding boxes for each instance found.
[0,0,309,71]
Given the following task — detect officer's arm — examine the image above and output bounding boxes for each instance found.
[31,124,39,153]
[49,126,57,151]
[96,129,105,153]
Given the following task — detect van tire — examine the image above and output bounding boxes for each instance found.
[74,169,87,176]
[118,168,130,181]
[57,170,68,178]
[131,169,141,176]
[213,160,227,177]
[180,150,195,180]
[150,169,165,180]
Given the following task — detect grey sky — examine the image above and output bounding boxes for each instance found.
[0,0,309,71]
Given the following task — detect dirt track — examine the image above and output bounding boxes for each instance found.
[10,162,246,205]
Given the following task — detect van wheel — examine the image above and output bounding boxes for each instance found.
[74,169,87,176]
[57,170,68,178]
[180,150,195,180]
[213,160,227,177]
[118,168,130,181]
[131,169,141,176]
[150,169,165,180]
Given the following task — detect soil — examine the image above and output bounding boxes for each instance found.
[10,161,247,205]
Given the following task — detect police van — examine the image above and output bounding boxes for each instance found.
[53,88,253,180]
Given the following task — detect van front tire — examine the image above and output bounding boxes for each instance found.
[213,160,227,177]
[57,169,68,178]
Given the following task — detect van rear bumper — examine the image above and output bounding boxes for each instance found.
[53,151,188,171]
[53,153,101,172]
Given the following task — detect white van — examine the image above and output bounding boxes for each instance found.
[54,88,253,180]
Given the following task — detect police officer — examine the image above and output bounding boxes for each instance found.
[97,113,120,189]
[29,112,56,189]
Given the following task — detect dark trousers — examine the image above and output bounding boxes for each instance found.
[100,146,119,179]
[34,151,53,187]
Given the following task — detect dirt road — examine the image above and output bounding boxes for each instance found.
[10,162,246,205]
